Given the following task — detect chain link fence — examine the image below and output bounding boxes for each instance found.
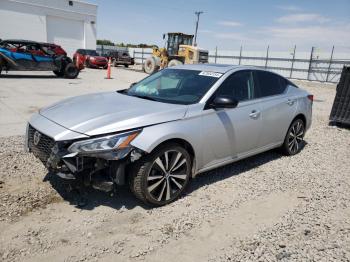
[97,44,350,83]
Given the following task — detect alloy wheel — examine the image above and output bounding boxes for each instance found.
[146,150,189,202]
[288,120,304,154]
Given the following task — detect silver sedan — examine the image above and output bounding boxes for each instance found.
[26,64,313,206]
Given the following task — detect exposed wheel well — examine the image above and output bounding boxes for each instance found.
[125,138,196,185]
[293,113,306,127]
[152,138,195,161]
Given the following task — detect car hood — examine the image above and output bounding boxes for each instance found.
[39,92,188,136]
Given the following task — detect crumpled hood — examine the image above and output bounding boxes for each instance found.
[39,92,188,136]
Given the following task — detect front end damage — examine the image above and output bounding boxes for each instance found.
[26,124,144,193]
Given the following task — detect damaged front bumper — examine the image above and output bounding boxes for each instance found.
[26,122,144,192]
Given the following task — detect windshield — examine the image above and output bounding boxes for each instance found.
[85,50,98,56]
[126,69,221,105]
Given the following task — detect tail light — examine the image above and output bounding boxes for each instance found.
[307,95,314,102]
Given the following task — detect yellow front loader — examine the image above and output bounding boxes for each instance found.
[143,32,208,74]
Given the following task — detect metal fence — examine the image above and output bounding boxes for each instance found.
[98,44,350,83]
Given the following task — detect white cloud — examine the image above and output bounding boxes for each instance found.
[214,32,251,42]
[199,29,213,33]
[208,21,350,50]
[259,24,350,48]
[217,20,242,27]
[276,5,301,12]
[276,13,330,24]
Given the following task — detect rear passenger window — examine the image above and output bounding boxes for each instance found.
[255,71,286,97]
[216,71,255,102]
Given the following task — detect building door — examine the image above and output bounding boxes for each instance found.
[46,16,84,57]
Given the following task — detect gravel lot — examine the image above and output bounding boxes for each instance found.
[0,68,349,262]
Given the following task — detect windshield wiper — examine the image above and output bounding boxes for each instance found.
[131,94,158,101]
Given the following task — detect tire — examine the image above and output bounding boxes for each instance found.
[64,63,79,79]
[143,57,159,74]
[281,118,305,155]
[168,59,183,67]
[130,143,192,206]
[53,70,64,77]
[124,64,129,68]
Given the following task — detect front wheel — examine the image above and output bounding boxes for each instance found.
[143,57,159,74]
[281,118,305,155]
[168,59,183,67]
[130,143,192,206]
[64,63,79,79]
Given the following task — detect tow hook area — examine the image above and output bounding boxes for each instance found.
[49,147,144,194]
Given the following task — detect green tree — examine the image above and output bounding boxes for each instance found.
[96,39,114,46]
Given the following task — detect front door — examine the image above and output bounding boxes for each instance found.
[200,70,262,169]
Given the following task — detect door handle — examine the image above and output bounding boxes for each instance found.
[249,110,260,119]
[287,99,295,106]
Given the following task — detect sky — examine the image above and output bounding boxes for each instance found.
[89,0,350,52]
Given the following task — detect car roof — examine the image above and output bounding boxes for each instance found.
[40,42,59,46]
[171,63,257,74]
[1,39,40,45]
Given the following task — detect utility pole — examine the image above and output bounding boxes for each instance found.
[194,11,203,46]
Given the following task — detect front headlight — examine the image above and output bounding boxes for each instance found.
[68,130,141,154]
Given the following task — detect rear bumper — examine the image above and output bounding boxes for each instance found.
[114,59,134,65]
[90,61,107,67]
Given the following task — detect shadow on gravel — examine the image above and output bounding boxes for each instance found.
[186,147,301,194]
[43,143,307,211]
[43,172,149,211]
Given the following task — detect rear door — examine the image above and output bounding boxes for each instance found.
[253,70,297,148]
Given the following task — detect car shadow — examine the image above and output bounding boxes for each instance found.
[43,172,149,211]
[0,74,59,79]
[43,142,307,211]
[187,149,282,194]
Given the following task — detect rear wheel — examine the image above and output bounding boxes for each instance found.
[64,63,79,79]
[168,59,183,67]
[130,143,192,206]
[281,118,305,155]
[53,70,64,77]
[124,64,129,68]
[143,57,159,74]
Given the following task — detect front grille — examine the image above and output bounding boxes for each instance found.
[27,125,55,165]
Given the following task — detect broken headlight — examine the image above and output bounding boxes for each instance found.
[68,130,141,154]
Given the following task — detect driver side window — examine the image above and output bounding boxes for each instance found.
[216,70,255,102]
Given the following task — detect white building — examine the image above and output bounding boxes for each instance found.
[0,0,97,57]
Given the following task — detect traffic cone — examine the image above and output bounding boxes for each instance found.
[106,57,112,79]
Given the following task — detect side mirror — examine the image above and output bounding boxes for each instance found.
[211,96,238,109]
[130,82,137,88]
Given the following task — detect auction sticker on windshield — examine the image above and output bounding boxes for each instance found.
[199,71,223,78]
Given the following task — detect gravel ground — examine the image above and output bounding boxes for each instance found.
[0,79,349,262]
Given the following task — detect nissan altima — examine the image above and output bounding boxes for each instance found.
[26,64,313,206]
